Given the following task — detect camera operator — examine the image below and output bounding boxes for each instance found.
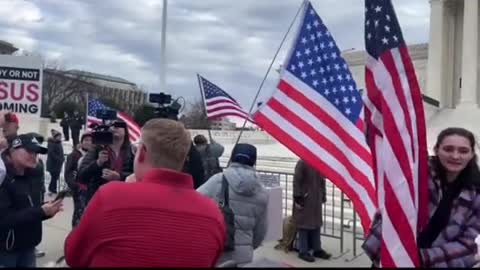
[78,119,133,204]
[0,134,63,267]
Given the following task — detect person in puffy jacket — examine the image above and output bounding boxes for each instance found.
[197,143,268,266]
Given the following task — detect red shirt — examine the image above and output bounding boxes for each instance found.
[64,168,226,267]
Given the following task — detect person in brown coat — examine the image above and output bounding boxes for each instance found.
[292,159,331,263]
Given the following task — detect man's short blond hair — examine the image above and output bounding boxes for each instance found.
[141,118,191,170]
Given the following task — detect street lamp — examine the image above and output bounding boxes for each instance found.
[160,0,168,94]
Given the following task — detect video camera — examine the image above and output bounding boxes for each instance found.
[149,92,182,120]
[90,109,126,145]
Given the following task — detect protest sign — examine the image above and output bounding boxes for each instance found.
[0,55,42,116]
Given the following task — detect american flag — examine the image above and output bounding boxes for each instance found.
[87,97,141,142]
[252,1,376,232]
[198,75,251,121]
[364,0,429,267]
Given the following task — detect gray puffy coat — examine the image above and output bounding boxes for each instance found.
[197,163,268,266]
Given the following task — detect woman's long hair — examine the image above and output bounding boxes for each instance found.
[432,127,480,189]
[114,119,131,152]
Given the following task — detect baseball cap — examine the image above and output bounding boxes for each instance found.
[230,143,257,167]
[9,134,48,154]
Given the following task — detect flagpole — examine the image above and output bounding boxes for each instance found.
[196,73,213,142]
[84,92,89,132]
[232,0,307,146]
[160,0,168,94]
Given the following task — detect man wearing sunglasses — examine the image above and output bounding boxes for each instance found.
[78,120,133,205]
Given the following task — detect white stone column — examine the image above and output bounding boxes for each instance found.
[459,0,479,106]
[426,0,448,106]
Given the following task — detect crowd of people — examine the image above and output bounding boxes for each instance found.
[0,109,479,268]
[0,112,272,267]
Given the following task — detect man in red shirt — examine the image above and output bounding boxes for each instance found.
[64,119,226,267]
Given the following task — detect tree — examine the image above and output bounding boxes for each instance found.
[133,105,157,126]
[180,99,209,129]
[42,67,94,117]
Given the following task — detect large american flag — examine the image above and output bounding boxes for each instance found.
[87,97,141,142]
[253,1,376,232]
[364,0,429,267]
[198,75,251,121]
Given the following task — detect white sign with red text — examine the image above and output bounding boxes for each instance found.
[0,55,42,116]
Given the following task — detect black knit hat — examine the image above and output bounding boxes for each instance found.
[230,143,257,167]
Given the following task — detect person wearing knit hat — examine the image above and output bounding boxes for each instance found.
[197,143,268,266]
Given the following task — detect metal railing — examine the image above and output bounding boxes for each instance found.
[256,169,365,260]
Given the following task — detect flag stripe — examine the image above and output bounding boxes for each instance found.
[398,46,430,230]
[206,98,240,107]
[254,111,374,231]
[390,48,420,217]
[271,89,373,173]
[281,72,372,157]
[207,105,249,116]
[208,109,249,118]
[367,55,415,199]
[267,97,376,201]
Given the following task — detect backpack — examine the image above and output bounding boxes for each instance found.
[219,175,235,251]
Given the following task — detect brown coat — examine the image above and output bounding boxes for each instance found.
[292,160,326,230]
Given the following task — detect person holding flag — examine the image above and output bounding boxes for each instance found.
[361,0,480,267]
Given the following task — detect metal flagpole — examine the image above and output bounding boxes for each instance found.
[232,0,307,147]
[84,92,89,132]
[196,73,213,142]
[160,0,168,94]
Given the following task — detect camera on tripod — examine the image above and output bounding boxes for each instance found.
[149,92,182,120]
[90,109,126,145]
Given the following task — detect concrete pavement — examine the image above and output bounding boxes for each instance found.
[35,195,371,268]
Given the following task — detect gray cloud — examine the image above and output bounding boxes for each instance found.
[4,0,430,109]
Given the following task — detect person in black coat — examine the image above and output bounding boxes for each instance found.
[182,142,205,189]
[69,111,84,148]
[46,130,65,195]
[0,134,63,267]
[64,132,93,227]
[60,112,70,141]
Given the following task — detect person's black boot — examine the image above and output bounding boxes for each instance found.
[298,253,315,263]
[313,249,332,260]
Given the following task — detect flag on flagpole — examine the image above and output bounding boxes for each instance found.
[87,97,141,142]
[198,75,253,122]
[363,0,429,267]
[252,1,376,232]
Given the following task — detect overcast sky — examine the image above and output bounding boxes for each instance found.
[2,0,430,111]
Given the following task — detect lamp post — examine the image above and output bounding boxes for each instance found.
[160,0,168,94]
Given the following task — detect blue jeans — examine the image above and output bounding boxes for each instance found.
[297,228,321,255]
[0,248,36,267]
